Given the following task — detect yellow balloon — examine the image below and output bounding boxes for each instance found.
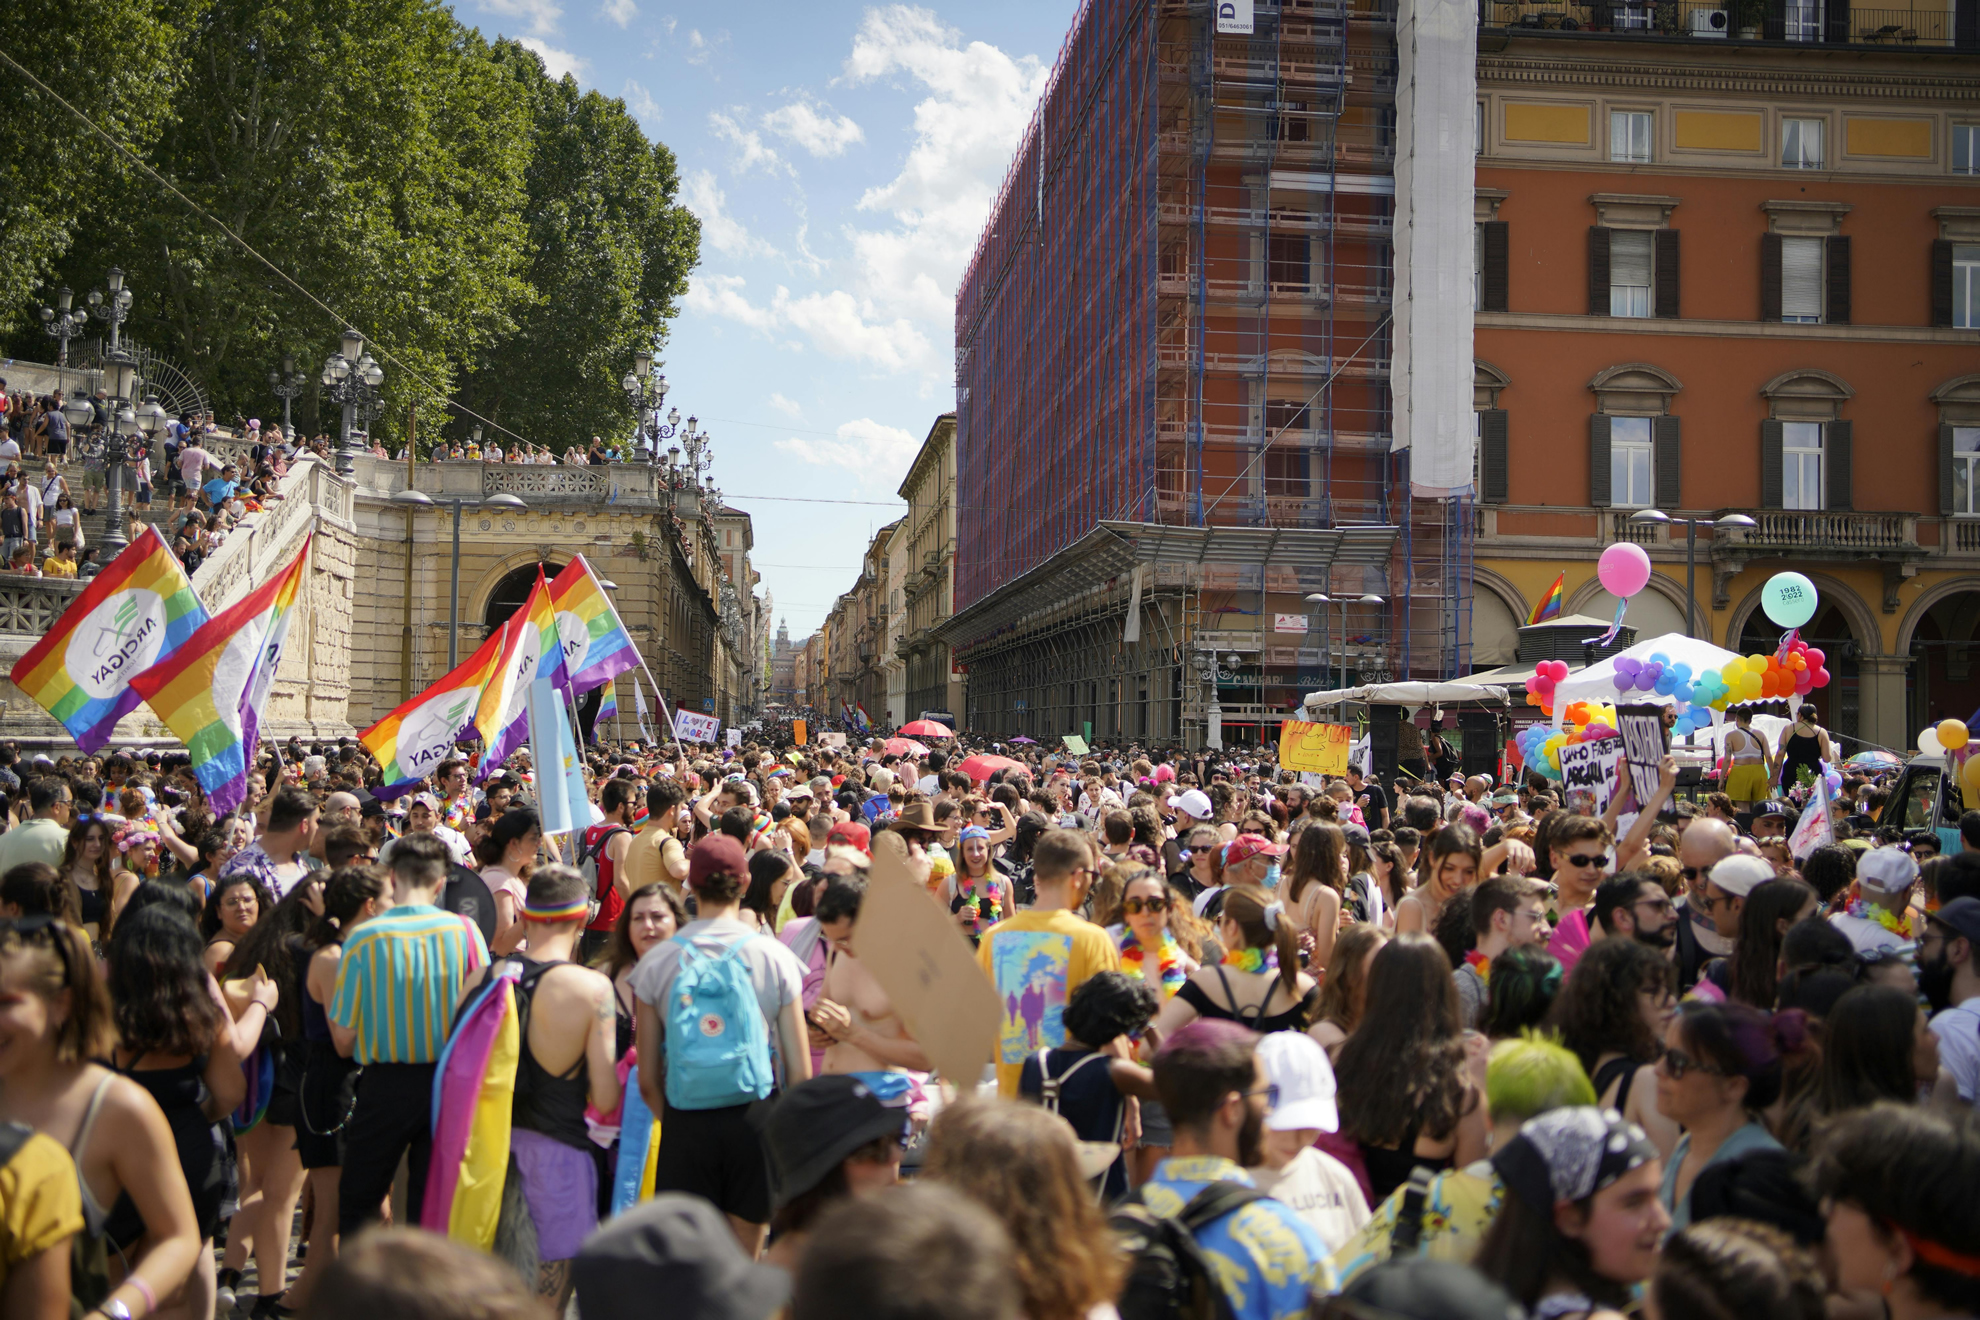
[1720,661,1745,683]
[1746,654,1771,673]
[1940,719,1971,752]
[1962,753,1980,788]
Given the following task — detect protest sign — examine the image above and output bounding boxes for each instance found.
[1280,720,1352,776]
[725,728,742,748]
[1062,734,1090,755]
[792,718,807,746]
[818,731,847,749]
[854,838,1000,1088]
[673,710,721,744]
[1616,704,1670,809]
[1556,739,1624,815]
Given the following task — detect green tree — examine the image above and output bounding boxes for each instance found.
[448,39,700,454]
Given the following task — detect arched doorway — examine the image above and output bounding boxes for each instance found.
[1907,591,1980,733]
[1737,602,1861,741]
[483,561,566,635]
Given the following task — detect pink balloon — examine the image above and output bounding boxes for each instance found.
[1794,671,1814,694]
[1597,542,1653,598]
[1812,667,1831,688]
[1805,647,1825,668]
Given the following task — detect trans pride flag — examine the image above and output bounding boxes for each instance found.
[129,536,310,814]
[10,526,209,752]
[549,555,638,693]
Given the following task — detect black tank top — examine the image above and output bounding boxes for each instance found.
[510,956,591,1151]
[1176,966,1321,1035]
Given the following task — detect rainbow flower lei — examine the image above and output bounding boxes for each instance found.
[1222,944,1280,976]
[1845,897,1915,941]
[956,872,1003,934]
[1464,949,1491,984]
[1120,930,1186,999]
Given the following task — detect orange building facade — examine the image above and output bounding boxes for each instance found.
[1469,18,1980,751]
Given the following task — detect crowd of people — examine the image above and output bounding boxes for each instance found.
[0,723,1977,1320]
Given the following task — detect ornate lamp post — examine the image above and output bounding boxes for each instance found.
[86,267,133,355]
[621,350,681,462]
[660,416,712,518]
[38,288,89,389]
[85,352,155,557]
[321,328,384,476]
[268,355,306,437]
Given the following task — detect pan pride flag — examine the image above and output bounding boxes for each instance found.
[549,555,638,693]
[10,526,210,752]
[476,569,570,776]
[129,536,310,814]
[362,615,522,791]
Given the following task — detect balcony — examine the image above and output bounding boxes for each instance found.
[1485,0,1972,47]
[1711,509,1926,612]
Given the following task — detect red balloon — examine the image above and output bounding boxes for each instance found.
[1811,667,1831,688]
[1805,648,1826,668]
[1794,671,1814,694]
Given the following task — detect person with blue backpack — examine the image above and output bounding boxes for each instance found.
[632,833,810,1256]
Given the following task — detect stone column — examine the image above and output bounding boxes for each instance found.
[1856,654,1913,754]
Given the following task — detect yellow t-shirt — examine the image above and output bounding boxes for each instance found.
[0,1129,85,1292]
[619,820,685,900]
[975,907,1121,1096]
[41,554,76,579]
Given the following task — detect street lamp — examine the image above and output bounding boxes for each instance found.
[621,351,680,463]
[1626,510,1758,639]
[1305,592,1386,695]
[321,328,384,476]
[92,351,148,556]
[38,288,88,389]
[85,267,133,355]
[268,355,306,438]
[394,487,529,669]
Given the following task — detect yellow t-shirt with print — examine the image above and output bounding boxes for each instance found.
[0,1129,84,1292]
[975,907,1121,1096]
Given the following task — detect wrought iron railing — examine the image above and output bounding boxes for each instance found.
[1485,0,1970,46]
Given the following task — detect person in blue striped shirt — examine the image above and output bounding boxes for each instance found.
[330,833,488,1238]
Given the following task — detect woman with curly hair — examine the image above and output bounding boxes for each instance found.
[1335,934,1488,1201]
[1549,937,1680,1158]
[923,1099,1122,1320]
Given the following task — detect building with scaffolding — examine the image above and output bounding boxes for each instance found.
[941,0,1479,747]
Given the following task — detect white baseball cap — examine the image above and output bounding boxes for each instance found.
[1173,788,1214,821]
[1857,845,1919,896]
[1257,1032,1338,1133]
[1708,854,1775,899]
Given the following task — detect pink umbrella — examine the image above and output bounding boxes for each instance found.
[884,737,930,758]
[899,719,955,738]
[958,753,1024,783]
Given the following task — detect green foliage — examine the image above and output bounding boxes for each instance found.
[0,1,699,452]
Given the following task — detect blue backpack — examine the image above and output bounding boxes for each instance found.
[662,934,776,1111]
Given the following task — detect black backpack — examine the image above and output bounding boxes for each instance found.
[1111,1181,1268,1320]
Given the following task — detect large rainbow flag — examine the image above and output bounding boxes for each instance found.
[128,536,310,814]
[361,614,522,790]
[477,569,570,774]
[10,526,210,752]
[550,554,639,693]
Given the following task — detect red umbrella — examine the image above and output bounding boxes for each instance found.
[899,719,955,738]
[884,737,930,758]
[958,753,1023,782]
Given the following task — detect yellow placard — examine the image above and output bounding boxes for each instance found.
[792,718,807,746]
[1279,720,1351,776]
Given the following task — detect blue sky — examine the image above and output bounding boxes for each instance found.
[444,0,1081,637]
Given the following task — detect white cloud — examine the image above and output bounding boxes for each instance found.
[600,0,636,26]
[518,37,588,80]
[840,5,1051,354]
[686,275,931,375]
[768,393,804,419]
[683,171,777,258]
[775,418,920,484]
[683,27,727,66]
[762,102,865,158]
[622,79,662,128]
[708,112,787,176]
[478,0,562,37]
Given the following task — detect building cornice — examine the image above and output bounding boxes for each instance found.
[1475,310,1980,344]
[1479,52,1980,103]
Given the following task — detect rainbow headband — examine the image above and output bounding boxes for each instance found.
[520,896,590,923]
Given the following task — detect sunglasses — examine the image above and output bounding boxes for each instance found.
[1563,853,1611,869]
[1660,1045,1725,1080]
[1122,896,1171,915]
[1240,1082,1281,1110]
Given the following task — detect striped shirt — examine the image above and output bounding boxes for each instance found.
[330,904,489,1064]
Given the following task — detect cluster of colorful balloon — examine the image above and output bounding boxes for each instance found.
[1523,659,1572,716]
[1514,701,1621,780]
[1614,655,1695,700]
[1915,720,1980,806]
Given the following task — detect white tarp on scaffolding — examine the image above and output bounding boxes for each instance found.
[1391,0,1477,498]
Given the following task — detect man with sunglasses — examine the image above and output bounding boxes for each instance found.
[1590,873,1677,948]
[1673,818,1738,994]
[1543,815,1612,975]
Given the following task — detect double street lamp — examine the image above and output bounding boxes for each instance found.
[61,353,166,557]
[87,266,133,355]
[622,350,683,462]
[322,329,384,476]
[1304,592,1386,695]
[38,288,89,387]
[1626,509,1758,638]
[268,355,306,437]
[391,487,528,669]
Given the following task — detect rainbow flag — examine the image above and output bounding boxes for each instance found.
[478,570,569,774]
[1527,572,1565,626]
[128,536,310,814]
[549,554,639,693]
[599,677,619,723]
[10,526,210,752]
[361,616,519,790]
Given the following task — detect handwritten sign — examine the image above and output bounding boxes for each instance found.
[1279,720,1352,776]
[725,728,742,748]
[1557,739,1624,815]
[1062,734,1090,755]
[673,710,721,744]
[1616,704,1670,810]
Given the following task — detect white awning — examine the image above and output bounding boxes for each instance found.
[1303,681,1511,710]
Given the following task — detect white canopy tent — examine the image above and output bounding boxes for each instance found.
[1302,681,1511,712]
[1551,632,1745,712]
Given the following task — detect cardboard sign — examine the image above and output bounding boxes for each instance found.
[1616,704,1670,810]
[792,718,807,746]
[852,838,1001,1089]
[818,731,847,749]
[1557,739,1625,815]
[725,728,742,748]
[673,710,721,744]
[1279,720,1352,776]
[1062,734,1090,755]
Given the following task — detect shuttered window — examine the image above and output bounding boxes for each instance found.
[1479,409,1509,504]
[1781,237,1824,323]
[1610,231,1652,318]
[1783,421,1824,509]
[1611,416,1654,508]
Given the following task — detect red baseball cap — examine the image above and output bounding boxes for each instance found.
[1223,834,1288,866]
[688,834,749,892]
[826,821,872,855]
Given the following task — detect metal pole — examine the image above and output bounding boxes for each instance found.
[282,394,292,435]
[1684,519,1697,640]
[449,498,463,670]
[101,433,129,556]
